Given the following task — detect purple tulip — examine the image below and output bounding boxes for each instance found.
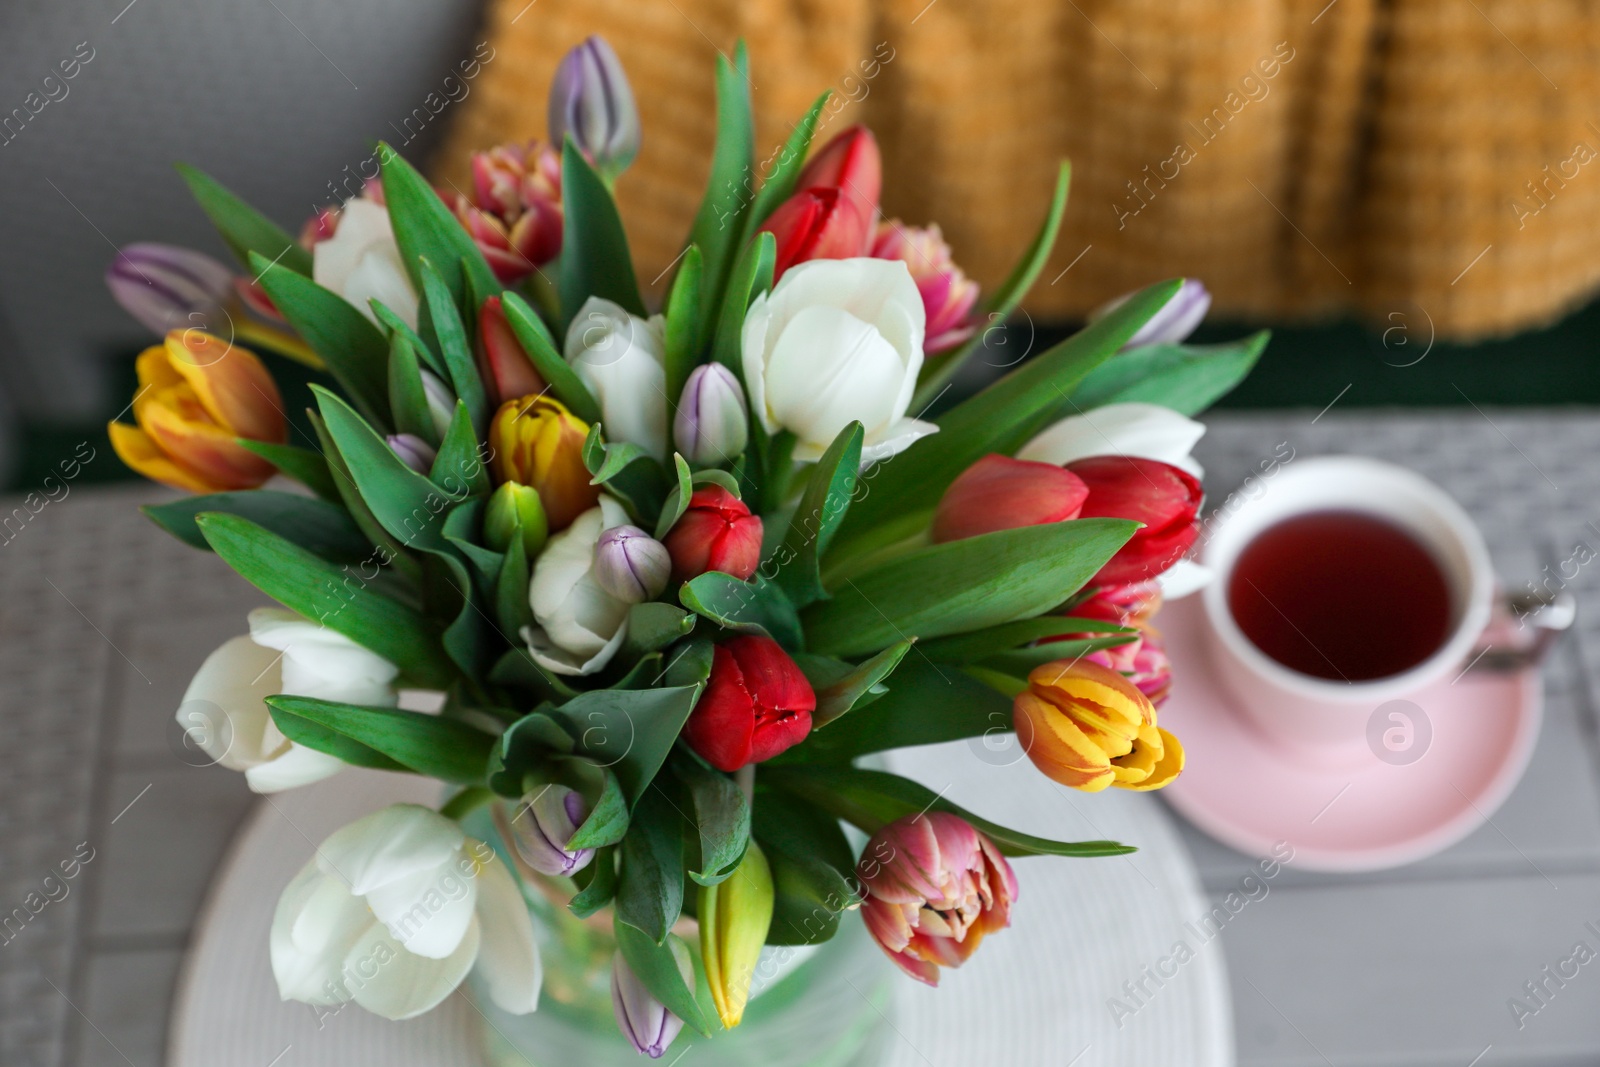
[386,433,437,474]
[548,36,641,180]
[593,524,671,604]
[1095,279,1212,350]
[510,785,594,877]
[673,364,748,465]
[611,942,692,1058]
[106,243,236,336]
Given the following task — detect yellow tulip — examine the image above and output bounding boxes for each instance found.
[108,330,285,493]
[699,842,773,1030]
[489,395,598,532]
[1013,659,1185,793]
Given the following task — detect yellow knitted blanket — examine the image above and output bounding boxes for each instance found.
[437,0,1600,340]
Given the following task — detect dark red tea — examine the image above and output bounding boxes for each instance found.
[1227,510,1452,681]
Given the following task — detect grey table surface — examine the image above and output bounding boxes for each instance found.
[4,409,1600,1067]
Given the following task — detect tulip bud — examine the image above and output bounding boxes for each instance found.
[612,939,692,1058]
[106,243,237,337]
[662,486,763,584]
[1067,456,1203,585]
[931,454,1088,544]
[871,221,981,354]
[490,395,600,532]
[509,784,595,877]
[593,524,670,603]
[758,187,871,279]
[673,364,749,465]
[682,636,814,771]
[419,369,457,439]
[1013,659,1184,792]
[700,842,774,1029]
[485,481,550,558]
[478,296,547,407]
[108,330,285,494]
[548,35,642,181]
[857,812,1017,986]
[796,125,881,223]
[387,433,437,474]
[1048,581,1172,706]
[1094,279,1211,350]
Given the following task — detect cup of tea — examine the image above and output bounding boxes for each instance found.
[1198,455,1494,763]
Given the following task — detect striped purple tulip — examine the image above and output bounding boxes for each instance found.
[510,785,594,877]
[1095,278,1212,350]
[386,433,437,474]
[548,36,640,180]
[611,941,692,1058]
[106,243,236,336]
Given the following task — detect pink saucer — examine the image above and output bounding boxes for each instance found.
[1159,594,1543,872]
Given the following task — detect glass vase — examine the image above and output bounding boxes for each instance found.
[461,805,897,1067]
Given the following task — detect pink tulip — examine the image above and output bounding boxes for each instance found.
[857,812,1017,986]
[871,221,980,354]
[453,141,564,283]
[1056,581,1173,706]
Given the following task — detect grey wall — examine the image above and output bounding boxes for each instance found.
[0,0,488,440]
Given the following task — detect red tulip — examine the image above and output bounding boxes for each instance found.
[757,187,870,279]
[682,636,815,771]
[1067,456,1202,585]
[857,812,1017,986]
[931,454,1088,544]
[663,486,763,584]
[477,295,548,407]
[796,125,881,224]
[454,141,564,283]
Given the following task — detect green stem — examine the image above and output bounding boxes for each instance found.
[439,786,495,821]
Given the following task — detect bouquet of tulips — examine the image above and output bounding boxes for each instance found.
[104,35,1266,1053]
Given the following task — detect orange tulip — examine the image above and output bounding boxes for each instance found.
[488,395,599,531]
[1013,659,1184,793]
[108,330,285,493]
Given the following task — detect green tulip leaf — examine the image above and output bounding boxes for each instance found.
[763,765,1137,858]
[418,258,490,439]
[266,695,495,784]
[919,615,1133,663]
[499,291,602,423]
[145,491,369,562]
[559,137,646,327]
[680,571,804,650]
[662,246,703,404]
[234,440,341,502]
[196,512,453,686]
[911,161,1071,412]
[387,333,438,445]
[370,299,447,377]
[178,164,312,276]
[805,518,1137,657]
[771,422,863,608]
[251,252,390,428]
[616,788,685,943]
[751,783,858,946]
[794,640,913,730]
[676,755,751,887]
[741,90,832,243]
[686,42,755,351]
[1070,331,1271,415]
[378,142,500,311]
[549,684,704,807]
[315,386,454,552]
[569,846,619,918]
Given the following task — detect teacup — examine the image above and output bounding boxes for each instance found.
[1198,456,1493,765]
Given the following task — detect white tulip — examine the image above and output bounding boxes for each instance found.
[313,198,420,330]
[741,258,937,466]
[270,803,540,1020]
[1017,402,1205,478]
[565,297,669,461]
[523,496,632,676]
[177,608,400,793]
